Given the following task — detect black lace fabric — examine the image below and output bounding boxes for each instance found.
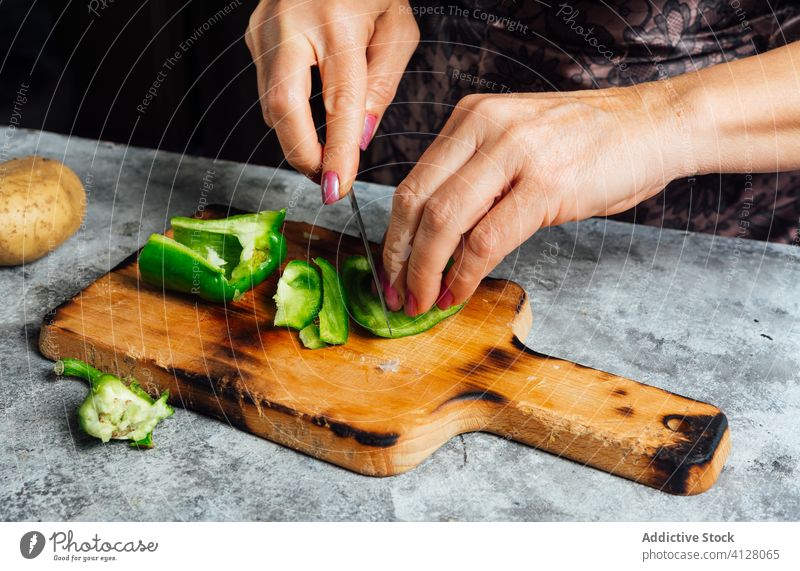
[362,0,800,243]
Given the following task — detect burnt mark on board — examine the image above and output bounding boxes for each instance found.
[434,387,509,412]
[312,416,399,448]
[615,406,635,417]
[651,413,729,495]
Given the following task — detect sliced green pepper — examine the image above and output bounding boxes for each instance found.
[273,260,322,330]
[342,255,464,338]
[313,257,348,345]
[55,358,173,447]
[299,324,327,349]
[138,210,287,303]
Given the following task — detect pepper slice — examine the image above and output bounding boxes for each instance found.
[313,257,348,345]
[299,324,327,349]
[342,255,464,338]
[273,260,322,330]
[55,358,173,448]
[138,210,287,303]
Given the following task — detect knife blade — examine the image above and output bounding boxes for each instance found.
[348,188,393,336]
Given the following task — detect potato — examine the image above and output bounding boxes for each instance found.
[0,156,86,265]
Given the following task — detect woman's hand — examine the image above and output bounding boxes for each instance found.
[246,0,419,203]
[381,84,692,316]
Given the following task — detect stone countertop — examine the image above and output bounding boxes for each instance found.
[1,128,798,522]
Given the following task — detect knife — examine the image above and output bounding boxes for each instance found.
[348,187,393,336]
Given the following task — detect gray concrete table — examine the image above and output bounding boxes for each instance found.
[1,128,798,521]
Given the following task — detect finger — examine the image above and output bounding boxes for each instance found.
[266,51,324,176]
[361,11,420,150]
[375,230,398,308]
[318,38,369,203]
[444,179,548,307]
[404,145,513,315]
[250,28,323,176]
[381,112,480,308]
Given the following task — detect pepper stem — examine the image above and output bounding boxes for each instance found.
[54,358,106,388]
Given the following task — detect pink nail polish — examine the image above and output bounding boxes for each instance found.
[321,171,340,205]
[436,284,453,311]
[359,114,378,151]
[404,291,418,317]
[378,264,401,311]
[384,283,401,312]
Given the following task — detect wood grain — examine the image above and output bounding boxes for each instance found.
[39,205,730,494]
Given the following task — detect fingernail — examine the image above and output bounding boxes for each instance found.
[385,283,402,312]
[321,171,340,205]
[379,263,402,311]
[359,114,378,151]
[436,284,453,311]
[404,291,418,317]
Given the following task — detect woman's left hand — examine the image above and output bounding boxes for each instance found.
[381,84,694,315]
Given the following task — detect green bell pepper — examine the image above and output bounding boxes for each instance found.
[138,209,287,303]
[55,358,173,448]
[342,255,464,338]
[299,324,327,349]
[273,260,322,330]
[314,257,349,345]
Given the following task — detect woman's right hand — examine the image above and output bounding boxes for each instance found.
[246,0,419,203]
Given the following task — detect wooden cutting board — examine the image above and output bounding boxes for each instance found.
[39,205,730,495]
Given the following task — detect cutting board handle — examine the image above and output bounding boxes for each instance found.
[473,300,730,495]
